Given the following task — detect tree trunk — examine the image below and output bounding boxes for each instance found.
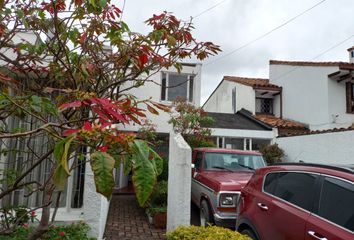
[27,184,54,240]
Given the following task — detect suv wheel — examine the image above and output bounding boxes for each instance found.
[200,200,213,227]
[241,229,257,240]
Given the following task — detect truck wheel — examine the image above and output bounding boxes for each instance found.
[241,229,258,240]
[200,200,213,227]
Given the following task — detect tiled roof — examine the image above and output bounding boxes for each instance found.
[270,60,354,67]
[255,114,308,130]
[223,76,282,91]
[278,126,354,138]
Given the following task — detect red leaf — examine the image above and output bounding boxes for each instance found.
[79,32,87,45]
[63,129,79,136]
[105,108,129,123]
[59,101,82,111]
[83,121,92,131]
[96,146,108,152]
[92,107,110,121]
[74,0,83,5]
[147,104,159,115]
[138,54,148,68]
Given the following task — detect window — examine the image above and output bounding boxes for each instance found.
[203,152,265,171]
[232,87,237,113]
[225,138,244,150]
[263,172,318,211]
[256,98,273,114]
[346,82,354,113]
[318,177,354,232]
[194,152,203,170]
[161,72,194,102]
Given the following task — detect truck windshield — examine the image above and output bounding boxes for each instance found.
[204,152,266,171]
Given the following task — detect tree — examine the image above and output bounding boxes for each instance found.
[169,98,215,148]
[0,0,220,238]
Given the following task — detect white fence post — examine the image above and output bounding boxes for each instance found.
[83,160,110,239]
[167,132,192,232]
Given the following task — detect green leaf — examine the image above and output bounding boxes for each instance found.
[123,154,132,175]
[150,149,163,175]
[130,140,162,207]
[90,151,115,199]
[38,10,45,20]
[99,0,107,8]
[53,135,75,190]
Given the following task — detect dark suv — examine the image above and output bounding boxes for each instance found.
[236,163,354,240]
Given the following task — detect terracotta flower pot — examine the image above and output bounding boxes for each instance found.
[154,212,167,229]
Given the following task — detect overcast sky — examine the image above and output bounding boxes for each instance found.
[114,0,354,104]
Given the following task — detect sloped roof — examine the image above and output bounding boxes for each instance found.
[223,76,282,91]
[206,110,272,131]
[270,60,354,68]
[255,114,308,130]
[278,126,354,138]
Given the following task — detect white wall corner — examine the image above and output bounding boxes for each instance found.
[83,161,110,240]
[167,132,192,232]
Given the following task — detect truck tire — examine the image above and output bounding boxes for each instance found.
[241,229,258,240]
[200,200,213,227]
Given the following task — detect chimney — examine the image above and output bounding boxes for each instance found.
[348,46,354,63]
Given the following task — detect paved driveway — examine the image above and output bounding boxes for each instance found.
[104,194,166,240]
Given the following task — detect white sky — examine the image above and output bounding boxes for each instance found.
[114,0,354,104]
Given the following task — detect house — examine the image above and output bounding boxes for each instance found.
[270,51,354,131]
[203,46,354,165]
[203,76,308,139]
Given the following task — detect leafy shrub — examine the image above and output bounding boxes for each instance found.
[166,225,252,240]
[157,158,169,182]
[0,206,37,234]
[259,143,284,164]
[146,206,167,216]
[0,222,94,240]
[149,180,168,207]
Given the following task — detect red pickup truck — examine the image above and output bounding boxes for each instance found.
[191,148,266,228]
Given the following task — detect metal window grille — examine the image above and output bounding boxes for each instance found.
[256,98,273,114]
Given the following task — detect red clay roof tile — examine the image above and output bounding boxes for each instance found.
[223,76,282,91]
[270,60,354,67]
[255,114,308,130]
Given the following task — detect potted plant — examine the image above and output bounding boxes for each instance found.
[146,180,168,228]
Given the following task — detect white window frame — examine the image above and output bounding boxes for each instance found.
[161,72,194,103]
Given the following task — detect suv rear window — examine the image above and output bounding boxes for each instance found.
[318,176,354,232]
[263,172,318,211]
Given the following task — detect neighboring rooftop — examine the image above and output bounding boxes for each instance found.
[255,114,308,130]
[206,110,273,131]
[278,125,354,138]
[223,76,282,91]
[270,60,354,68]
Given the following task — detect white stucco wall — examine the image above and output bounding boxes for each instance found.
[122,64,202,133]
[275,130,354,164]
[83,161,110,239]
[235,83,256,113]
[203,80,255,114]
[167,132,191,231]
[269,63,354,130]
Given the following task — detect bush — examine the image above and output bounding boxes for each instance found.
[258,143,284,164]
[157,158,168,182]
[149,180,168,208]
[0,222,95,240]
[166,226,252,240]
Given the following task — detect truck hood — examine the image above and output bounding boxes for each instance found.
[200,171,254,192]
